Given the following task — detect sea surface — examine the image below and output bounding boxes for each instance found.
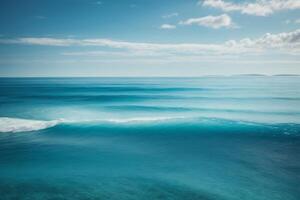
[0,76,300,200]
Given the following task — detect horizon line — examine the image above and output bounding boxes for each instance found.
[0,74,300,78]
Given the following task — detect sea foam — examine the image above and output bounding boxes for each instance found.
[0,116,186,133]
[0,117,60,133]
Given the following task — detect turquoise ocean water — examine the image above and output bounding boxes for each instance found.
[0,77,300,200]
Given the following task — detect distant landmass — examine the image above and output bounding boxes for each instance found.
[233,74,300,77]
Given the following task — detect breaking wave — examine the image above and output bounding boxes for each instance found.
[0,116,187,133]
[0,117,61,133]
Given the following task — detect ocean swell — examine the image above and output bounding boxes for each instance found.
[1,116,299,135]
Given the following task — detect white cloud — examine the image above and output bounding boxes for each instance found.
[179,14,233,29]
[202,0,300,16]
[160,24,176,29]
[162,13,179,19]
[1,29,300,55]
[295,19,300,24]
[225,29,300,55]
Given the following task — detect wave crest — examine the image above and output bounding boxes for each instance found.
[1,116,299,135]
[106,116,185,123]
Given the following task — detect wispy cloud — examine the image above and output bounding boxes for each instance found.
[179,14,234,29]
[162,12,178,19]
[0,38,77,46]
[62,50,171,57]
[1,29,300,56]
[160,24,176,29]
[202,0,300,16]
[284,18,300,24]
[284,19,291,24]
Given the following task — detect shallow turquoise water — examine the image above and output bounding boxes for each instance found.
[0,77,300,200]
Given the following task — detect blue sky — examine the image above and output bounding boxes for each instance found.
[0,0,300,76]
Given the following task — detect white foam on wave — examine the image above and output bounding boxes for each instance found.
[0,117,61,133]
[0,116,187,133]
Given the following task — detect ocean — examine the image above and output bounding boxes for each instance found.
[0,76,299,200]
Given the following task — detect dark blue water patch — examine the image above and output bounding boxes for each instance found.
[0,177,225,200]
[2,90,299,102]
[1,121,300,200]
[103,105,300,115]
[0,84,211,94]
[0,94,178,105]
[104,105,192,112]
[0,121,299,200]
[20,94,159,103]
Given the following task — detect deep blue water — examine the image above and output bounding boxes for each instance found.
[0,77,300,200]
